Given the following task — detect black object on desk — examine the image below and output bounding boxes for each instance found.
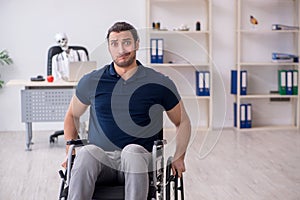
[30,75,45,81]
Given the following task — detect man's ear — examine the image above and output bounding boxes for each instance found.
[135,39,140,51]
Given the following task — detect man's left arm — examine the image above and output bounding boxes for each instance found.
[166,100,191,177]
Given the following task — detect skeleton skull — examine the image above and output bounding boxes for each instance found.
[55,32,69,51]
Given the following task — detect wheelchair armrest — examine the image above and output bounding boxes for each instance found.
[154,139,167,146]
[66,139,88,146]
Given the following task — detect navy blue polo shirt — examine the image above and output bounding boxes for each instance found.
[76,61,180,152]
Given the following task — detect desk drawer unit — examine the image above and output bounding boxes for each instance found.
[21,88,74,122]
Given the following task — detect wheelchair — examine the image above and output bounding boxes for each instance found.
[58,139,185,200]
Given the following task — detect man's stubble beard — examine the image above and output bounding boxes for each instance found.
[114,51,137,68]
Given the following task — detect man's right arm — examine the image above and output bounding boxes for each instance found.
[64,95,89,152]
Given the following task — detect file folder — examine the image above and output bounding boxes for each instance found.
[278,70,286,95]
[196,71,204,96]
[293,70,298,95]
[157,39,164,63]
[241,71,247,95]
[150,39,157,63]
[286,70,293,95]
[234,103,237,127]
[231,70,237,94]
[233,103,248,128]
[231,70,247,95]
[246,104,252,128]
[240,104,247,128]
[272,24,300,31]
[196,71,210,96]
[204,71,210,96]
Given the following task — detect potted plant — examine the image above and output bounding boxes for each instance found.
[0,50,13,88]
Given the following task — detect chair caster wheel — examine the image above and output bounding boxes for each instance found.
[49,136,57,144]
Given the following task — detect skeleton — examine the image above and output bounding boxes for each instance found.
[51,33,88,81]
[55,32,69,52]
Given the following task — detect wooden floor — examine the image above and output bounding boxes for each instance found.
[1,129,300,200]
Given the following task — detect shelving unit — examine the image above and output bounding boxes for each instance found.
[145,0,212,130]
[233,0,300,130]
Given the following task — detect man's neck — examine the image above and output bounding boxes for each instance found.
[114,62,138,80]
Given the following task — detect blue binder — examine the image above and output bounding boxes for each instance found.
[293,70,298,95]
[246,104,252,128]
[196,71,205,96]
[286,70,293,95]
[233,103,248,128]
[231,70,237,94]
[234,102,237,127]
[157,39,164,63]
[204,71,210,96]
[150,39,157,63]
[241,71,247,95]
[240,104,247,128]
[196,71,210,96]
[231,70,247,95]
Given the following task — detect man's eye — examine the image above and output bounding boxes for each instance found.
[111,42,118,47]
[124,41,131,46]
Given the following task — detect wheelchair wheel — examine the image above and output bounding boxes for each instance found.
[166,157,184,200]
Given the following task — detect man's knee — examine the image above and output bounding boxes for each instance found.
[121,144,151,173]
[73,145,107,170]
[122,144,148,153]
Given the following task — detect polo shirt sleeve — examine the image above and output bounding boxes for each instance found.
[161,76,181,111]
[75,73,93,105]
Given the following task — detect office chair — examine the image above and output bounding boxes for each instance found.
[47,45,89,144]
[58,136,185,200]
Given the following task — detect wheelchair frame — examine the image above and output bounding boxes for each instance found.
[58,139,184,200]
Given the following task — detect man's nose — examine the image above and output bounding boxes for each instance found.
[118,44,126,54]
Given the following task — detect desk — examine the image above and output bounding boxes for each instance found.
[7,80,77,150]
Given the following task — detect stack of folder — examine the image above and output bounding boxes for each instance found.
[234,103,252,128]
[272,24,299,31]
[150,38,164,63]
[195,71,210,96]
[231,70,247,95]
[272,53,299,63]
[278,69,298,95]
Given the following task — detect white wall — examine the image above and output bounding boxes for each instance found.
[0,0,146,131]
[0,0,290,131]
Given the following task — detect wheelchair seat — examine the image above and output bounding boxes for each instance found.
[59,140,184,200]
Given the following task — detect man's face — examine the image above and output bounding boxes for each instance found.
[108,31,139,68]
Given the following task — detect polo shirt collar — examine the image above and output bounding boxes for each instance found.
[108,60,146,79]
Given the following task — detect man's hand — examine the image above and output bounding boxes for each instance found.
[61,155,68,169]
[171,157,186,178]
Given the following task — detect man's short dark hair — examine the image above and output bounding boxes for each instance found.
[106,22,139,42]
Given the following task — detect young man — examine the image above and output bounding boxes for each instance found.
[63,21,191,200]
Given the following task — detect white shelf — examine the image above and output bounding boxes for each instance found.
[149,30,210,35]
[234,0,300,130]
[239,94,298,99]
[147,0,213,129]
[148,63,210,68]
[237,125,299,132]
[239,30,299,34]
[182,95,210,100]
[239,62,299,66]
